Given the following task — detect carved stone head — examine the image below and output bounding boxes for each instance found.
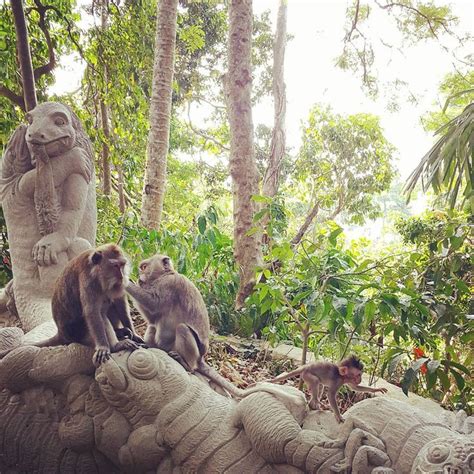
[412,437,474,473]
[25,102,79,160]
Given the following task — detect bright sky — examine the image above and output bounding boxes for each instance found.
[53,0,474,184]
[252,0,474,180]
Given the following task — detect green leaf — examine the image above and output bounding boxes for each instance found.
[426,371,437,390]
[401,368,417,396]
[198,216,206,234]
[446,360,471,376]
[449,369,465,391]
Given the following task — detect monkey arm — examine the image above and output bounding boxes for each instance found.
[348,384,388,394]
[32,174,89,266]
[126,283,157,314]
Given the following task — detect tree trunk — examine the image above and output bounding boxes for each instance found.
[226,0,262,309]
[100,100,112,195]
[262,0,287,200]
[140,0,178,230]
[117,163,126,213]
[10,0,37,111]
[99,0,111,196]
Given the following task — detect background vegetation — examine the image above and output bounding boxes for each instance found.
[0,0,472,413]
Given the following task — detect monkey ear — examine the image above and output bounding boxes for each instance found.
[338,366,349,377]
[162,257,171,269]
[91,251,103,265]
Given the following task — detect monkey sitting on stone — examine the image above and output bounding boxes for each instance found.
[33,243,143,366]
[126,254,250,398]
[266,356,388,423]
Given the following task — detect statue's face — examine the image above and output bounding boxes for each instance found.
[25,102,76,159]
[412,437,474,473]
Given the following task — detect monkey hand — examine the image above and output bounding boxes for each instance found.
[335,415,345,424]
[32,233,69,266]
[93,346,111,367]
[113,339,140,352]
[375,387,388,394]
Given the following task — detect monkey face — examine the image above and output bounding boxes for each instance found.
[90,244,130,296]
[25,102,77,160]
[138,254,173,286]
[346,368,362,386]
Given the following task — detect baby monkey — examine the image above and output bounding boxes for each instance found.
[268,356,388,423]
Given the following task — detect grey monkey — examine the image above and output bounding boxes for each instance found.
[126,254,248,397]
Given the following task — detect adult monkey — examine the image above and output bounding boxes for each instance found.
[0,102,96,330]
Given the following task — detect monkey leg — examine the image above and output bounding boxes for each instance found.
[144,325,157,347]
[302,372,322,410]
[173,323,200,372]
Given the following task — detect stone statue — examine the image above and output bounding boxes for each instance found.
[0,102,96,330]
[0,345,471,473]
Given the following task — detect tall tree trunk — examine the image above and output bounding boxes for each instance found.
[99,0,111,195]
[100,101,112,195]
[140,0,178,230]
[117,163,126,213]
[226,0,262,309]
[10,0,37,111]
[262,0,287,200]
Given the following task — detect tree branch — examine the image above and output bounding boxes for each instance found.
[186,102,230,151]
[0,85,25,109]
[31,0,56,81]
[345,0,361,42]
[375,1,451,39]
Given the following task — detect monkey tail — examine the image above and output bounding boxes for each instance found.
[266,366,305,384]
[197,360,247,399]
[30,333,63,348]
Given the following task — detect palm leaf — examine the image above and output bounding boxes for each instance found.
[404,103,474,212]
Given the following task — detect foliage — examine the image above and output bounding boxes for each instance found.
[247,209,472,412]
[338,0,467,98]
[405,103,474,212]
[0,0,81,146]
[97,204,240,334]
[423,70,474,132]
[292,105,395,226]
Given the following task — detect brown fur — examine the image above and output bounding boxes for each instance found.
[33,243,142,366]
[126,254,250,398]
[267,356,387,423]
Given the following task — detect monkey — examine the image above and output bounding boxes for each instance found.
[32,243,143,366]
[266,356,388,423]
[126,254,266,398]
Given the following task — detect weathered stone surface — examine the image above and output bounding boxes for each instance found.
[0,345,471,473]
[0,102,96,330]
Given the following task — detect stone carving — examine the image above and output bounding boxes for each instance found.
[0,102,96,330]
[0,345,472,473]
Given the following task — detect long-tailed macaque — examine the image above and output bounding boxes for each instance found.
[33,243,143,366]
[126,254,251,398]
[267,356,388,423]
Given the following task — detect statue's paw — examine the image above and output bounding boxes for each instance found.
[331,458,350,472]
[0,326,24,357]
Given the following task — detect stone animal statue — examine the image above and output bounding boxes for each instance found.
[0,344,472,473]
[0,102,97,330]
